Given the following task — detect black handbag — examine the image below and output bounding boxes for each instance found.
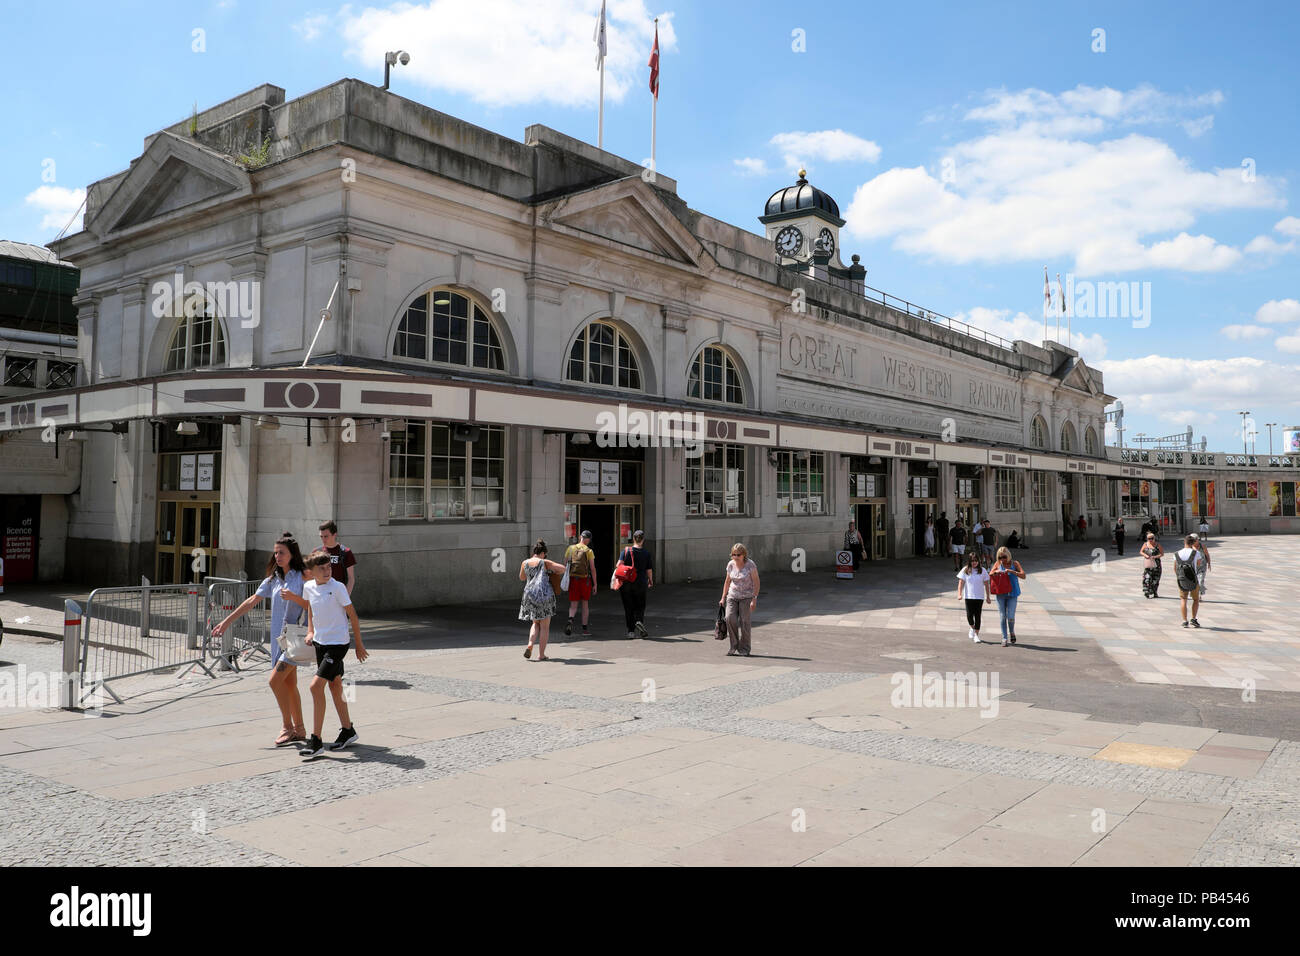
[714,602,727,640]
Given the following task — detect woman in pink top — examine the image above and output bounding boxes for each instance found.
[719,543,760,657]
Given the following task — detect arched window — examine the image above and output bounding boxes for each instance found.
[1061,421,1076,453]
[688,346,744,405]
[1085,426,1098,456]
[165,301,226,371]
[566,322,642,390]
[393,289,505,371]
[1030,415,1047,449]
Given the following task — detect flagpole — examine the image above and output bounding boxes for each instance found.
[651,18,658,171]
[599,57,605,149]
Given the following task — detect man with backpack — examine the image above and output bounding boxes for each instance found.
[564,530,597,637]
[1173,534,1203,629]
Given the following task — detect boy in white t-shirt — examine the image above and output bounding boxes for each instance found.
[284,549,369,758]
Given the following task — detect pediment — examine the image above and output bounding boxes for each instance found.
[541,179,703,267]
[89,132,252,238]
[1061,359,1099,396]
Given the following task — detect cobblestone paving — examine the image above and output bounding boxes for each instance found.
[2,536,1297,866]
[3,659,1297,865]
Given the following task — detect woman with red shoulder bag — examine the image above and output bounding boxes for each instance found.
[990,547,1026,647]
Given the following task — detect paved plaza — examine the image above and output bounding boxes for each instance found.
[1,535,1298,866]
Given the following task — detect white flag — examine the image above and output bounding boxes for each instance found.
[1042,266,1051,318]
[594,0,607,69]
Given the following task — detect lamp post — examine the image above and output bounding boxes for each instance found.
[1267,422,1277,457]
[1239,411,1250,456]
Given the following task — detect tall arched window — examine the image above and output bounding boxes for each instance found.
[165,302,226,371]
[1061,421,1077,453]
[393,289,505,370]
[1030,415,1047,449]
[566,322,642,390]
[1085,426,1099,456]
[688,346,744,405]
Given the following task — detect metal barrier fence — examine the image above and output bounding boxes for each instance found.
[78,582,217,704]
[63,576,281,710]
[204,577,270,667]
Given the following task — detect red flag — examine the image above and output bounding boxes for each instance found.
[648,24,659,98]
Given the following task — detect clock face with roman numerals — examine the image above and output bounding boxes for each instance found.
[775,226,803,258]
[819,228,835,257]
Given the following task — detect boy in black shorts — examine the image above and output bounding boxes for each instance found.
[284,550,368,759]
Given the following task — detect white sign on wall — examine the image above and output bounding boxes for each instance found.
[600,461,620,494]
[196,453,215,491]
[179,454,197,491]
[579,460,599,495]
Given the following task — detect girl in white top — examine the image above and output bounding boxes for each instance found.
[956,550,992,643]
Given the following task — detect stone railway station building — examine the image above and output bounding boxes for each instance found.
[2,79,1298,609]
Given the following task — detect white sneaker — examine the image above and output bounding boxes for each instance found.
[967,627,975,640]
[971,632,980,643]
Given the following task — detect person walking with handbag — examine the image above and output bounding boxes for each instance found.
[719,543,760,657]
[519,540,565,660]
[1141,533,1165,598]
[956,550,992,643]
[614,530,654,639]
[844,521,865,570]
[212,533,308,746]
[989,547,1025,646]
[563,530,597,637]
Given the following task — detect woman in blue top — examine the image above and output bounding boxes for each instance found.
[212,534,307,745]
[990,546,1026,647]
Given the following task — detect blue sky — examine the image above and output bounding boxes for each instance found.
[4,0,1299,453]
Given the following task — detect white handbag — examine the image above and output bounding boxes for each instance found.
[277,622,314,665]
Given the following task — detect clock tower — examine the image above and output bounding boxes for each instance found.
[759,169,847,269]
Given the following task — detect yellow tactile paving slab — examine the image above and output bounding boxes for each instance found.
[1092,741,1196,770]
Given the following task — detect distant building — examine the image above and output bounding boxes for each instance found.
[3,80,1296,607]
[0,240,81,583]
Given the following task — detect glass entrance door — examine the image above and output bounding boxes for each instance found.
[156,501,219,584]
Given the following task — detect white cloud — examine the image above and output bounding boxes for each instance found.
[952,307,1107,360]
[1276,331,1300,353]
[24,185,85,233]
[767,130,881,173]
[1255,299,1300,324]
[1095,355,1300,424]
[732,157,769,177]
[1275,216,1300,237]
[1220,324,1270,340]
[294,13,329,41]
[843,85,1285,274]
[964,85,1224,137]
[1244,234,1296,256]
[332,0,675,108]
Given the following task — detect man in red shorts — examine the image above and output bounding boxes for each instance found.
[564,530,597,637]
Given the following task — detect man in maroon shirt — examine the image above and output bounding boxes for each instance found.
[318,520,356,595]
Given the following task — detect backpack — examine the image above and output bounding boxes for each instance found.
[569,545,591,577]
[1173,550,1199,592]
